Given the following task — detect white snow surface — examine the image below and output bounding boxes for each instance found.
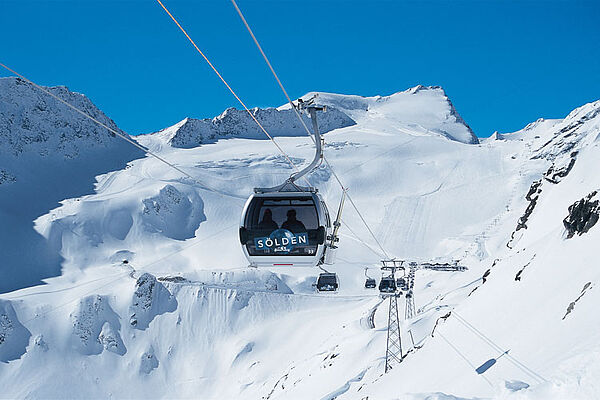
[0,77,144,293]
[0,77,599,399]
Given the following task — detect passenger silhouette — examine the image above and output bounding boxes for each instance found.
[258,208,278,231]
[281,209,306,233]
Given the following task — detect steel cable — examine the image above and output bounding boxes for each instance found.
[228,0,392,259]
[0,62,243,202]
[453,312,547,383]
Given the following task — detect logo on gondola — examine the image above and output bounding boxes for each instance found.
[254,229,308,254]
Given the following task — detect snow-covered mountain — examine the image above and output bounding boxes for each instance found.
[0,77,144,294]
[289,86,479,145]
[150,105,355,149]
[145,85,478,150]
[0,78,599,400]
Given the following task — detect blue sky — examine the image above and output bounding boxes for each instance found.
[1,0,599,137]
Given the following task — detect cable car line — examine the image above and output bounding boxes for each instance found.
[437,331,495,388]
[228,0,391,260]
[341,136,418,175]
[157,0,390,261]
[346,194,390,259]
[229,0,308,136]
[452,312,547,383]
[154,0,302,179]
[156,0,392,263]
[340,221,386,260]
[0,62,242,202]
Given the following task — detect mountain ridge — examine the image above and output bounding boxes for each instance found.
[1,77,600,399]
[141,85,479,149]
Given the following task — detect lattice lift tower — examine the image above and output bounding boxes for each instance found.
[381,259,405,373]
[404,262,417,319]
[381,259,469,372]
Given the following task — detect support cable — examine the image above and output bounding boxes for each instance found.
[155,0,301,176]
[453,312,547,383]
[229,0,391,259]
[0,62,242,202]
[437,331,495,388]
[340,220,386,260]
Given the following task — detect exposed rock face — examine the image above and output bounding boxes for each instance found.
[563,282,592,320]
[70,295,126,356]
[141,184,206,240]
[139,346,159,374]
[0,77,135,159]
[0,299,32,363]
[563,191,599,238]
[0,77,144,294]
[517,179,543,231]
[532,101,600,163]
[507,180,543,249]
[445,94,479,144]
[543,151,578,184]
[129,273,177,330]
[164,106,356,149]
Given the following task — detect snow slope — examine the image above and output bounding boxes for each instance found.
[289,85,480,145]
[0,77,144,293]
[0,80,599,399]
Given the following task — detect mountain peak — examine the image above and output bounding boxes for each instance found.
[405,84,444,95]
[312,86,478,144]
[146,85,479,148]
[145,103,356,149]
[0,76,136,159]
[282,87,478,144]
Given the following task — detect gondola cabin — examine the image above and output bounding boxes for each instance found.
[379,276,397,293]
[396,277,408,291]
[239,191,332,268]
[365,278,377,289]
[316,272,339,292]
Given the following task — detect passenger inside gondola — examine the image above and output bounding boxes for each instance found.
[281,209,306,233]
[257,208,278,231]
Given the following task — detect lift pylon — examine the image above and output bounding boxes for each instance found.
[381,259,405,372]
[404,262,417,319]
[385,292,403,372]
[405,291,416,319]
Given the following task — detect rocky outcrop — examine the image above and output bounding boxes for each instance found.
[507,180,543,249]
[163,106,355,149]
[0,77,144,294]
[563,191,599,238]
[563,282,592,319]
[0,300,31,363]
[70,295,125,356]
[129,273,177,330]
[543,151,578,184]
[0,77,141,159]
[517,179,543,231]
[141,184,206,240]
[139,346,159,374]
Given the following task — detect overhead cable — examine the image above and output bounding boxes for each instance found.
[0,62,242,201]
[228,0,392,259]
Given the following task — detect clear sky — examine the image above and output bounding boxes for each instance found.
[1,0,599,137]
